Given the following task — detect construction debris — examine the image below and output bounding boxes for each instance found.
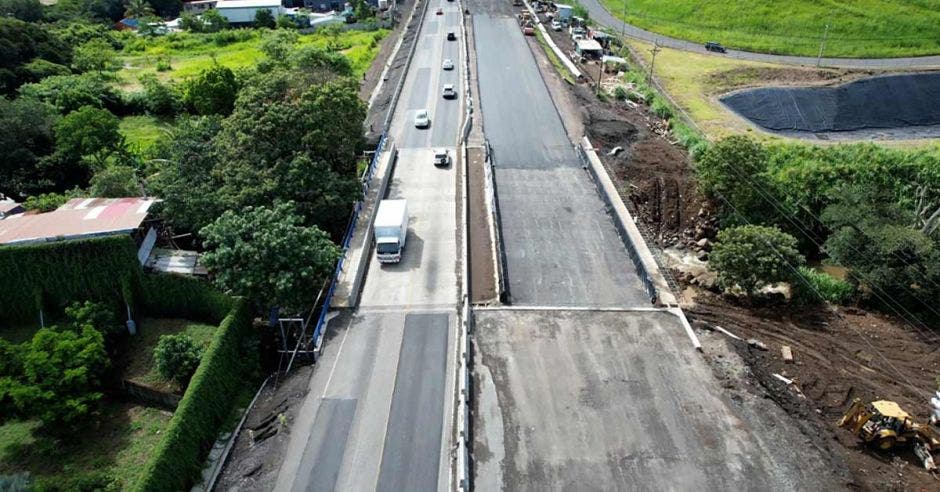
[748,338,768,351]
[781,345,794,363]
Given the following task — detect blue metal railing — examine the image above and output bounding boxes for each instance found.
[310,133,387,347]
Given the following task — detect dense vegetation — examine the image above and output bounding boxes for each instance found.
[697,136,940,320]
[599,0,940,58]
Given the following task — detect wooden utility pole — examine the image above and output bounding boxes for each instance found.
[647,42,660,84]
[816,21,830,67]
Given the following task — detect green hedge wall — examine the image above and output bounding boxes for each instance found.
[134,298,255,492]
[0,236,141,326]
[141,273,233,324]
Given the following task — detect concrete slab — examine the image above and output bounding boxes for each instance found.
[472,309,844,490]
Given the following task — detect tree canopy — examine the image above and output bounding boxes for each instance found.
[0,18,72,94]
[710,225,804,297]
[200,202,341,310]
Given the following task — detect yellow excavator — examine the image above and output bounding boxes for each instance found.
[839,398,940,471]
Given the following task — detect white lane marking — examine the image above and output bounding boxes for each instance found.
[321,323,352,398]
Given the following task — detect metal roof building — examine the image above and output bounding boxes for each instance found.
[0,197,156,246]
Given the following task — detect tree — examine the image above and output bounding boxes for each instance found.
[138,73,181,115]
[276,13,296,29]
[0,0,43,21]
[254,7,275,28]
[199,8,227,32]
[146,115,225,233]
[822,184,940,313]
[179,11,203,32]
[23,191,71,212]
[214,70,365,235]
[181,64,239,115]
[54,106,124,170]
[72,38,120,74]
[710,225,804,297]
[200,202,341,311]
[2,324,109,433]
[352,0,371,20]
[696,135,780,225]
[153,334,202,386]
[0,18,72,94]
[65,300,121,336]
[19,73,121,113]
[0,97,57,198]
[90,165,140,197]
[123,0,153,18]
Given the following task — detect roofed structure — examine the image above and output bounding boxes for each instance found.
[0,197,156,246]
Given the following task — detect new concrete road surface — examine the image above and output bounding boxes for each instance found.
[272,1,462,490]
[472,309,844,490]
[471,3,647,307]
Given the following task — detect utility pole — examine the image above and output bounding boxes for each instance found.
[816,21,830,68]
[647,42,660,84]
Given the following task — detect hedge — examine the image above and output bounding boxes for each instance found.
[0,236,141,326]
[141,272,233,324]
[134,298,255,492]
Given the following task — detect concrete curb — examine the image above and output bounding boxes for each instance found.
[579,136,677,307]
[336,147,398,308]
[522,0,582,80]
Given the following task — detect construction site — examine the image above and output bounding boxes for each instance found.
[515,2,940,490]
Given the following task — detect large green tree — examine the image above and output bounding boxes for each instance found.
[710,224,804,297]
[181,64,239,116]
[254,7,275,28]
[200,202,341,311]
[71,38,120,74]
[0,0,43,21]
[0,18,72,94]
[54,105,125,170]
[123,0,153,18]
[19,73,121,113]
[822,184,940,315]
[0,97,58,198]
[696,135,781,226]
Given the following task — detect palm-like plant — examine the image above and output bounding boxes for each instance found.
[125,0,154,19]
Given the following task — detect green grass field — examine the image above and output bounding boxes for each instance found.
[117,28,388,90]
[599,0,940,58]
[120,115,176,152]
[121,318,217,393]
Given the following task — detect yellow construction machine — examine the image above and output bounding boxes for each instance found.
[839,398,940,471]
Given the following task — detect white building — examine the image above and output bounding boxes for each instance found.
[215,0,284,24]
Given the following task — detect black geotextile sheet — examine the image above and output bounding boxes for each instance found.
[721,72,940,133]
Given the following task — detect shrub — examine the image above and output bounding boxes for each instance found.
[181,65,238,116]
[710,225,804,297]
[22,192,70,212]
[154,334,203,386]
[18,73,121,114]
[65,300,121,335]
[650,95,673,119]
[155,57,172,72]
[613,85,627,101]
[139,74,181,116]
[793,267,855,305]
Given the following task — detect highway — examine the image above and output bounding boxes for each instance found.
[272,1,462,490]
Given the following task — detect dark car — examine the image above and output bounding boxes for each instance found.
[433,149,450,167]
[447,31,457,41]
[705,41,727,53]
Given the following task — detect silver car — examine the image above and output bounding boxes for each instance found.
[442,58,455,70]
[442,84,457,99]
[414,109,430,128]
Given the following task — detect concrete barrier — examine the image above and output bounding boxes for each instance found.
[579,136,677,307]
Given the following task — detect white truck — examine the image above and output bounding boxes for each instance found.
[374,199,408,263]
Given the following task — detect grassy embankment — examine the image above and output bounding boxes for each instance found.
[117,29,388,149]
[600,0,940,58]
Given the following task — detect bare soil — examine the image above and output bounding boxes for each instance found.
[532,19,940,492]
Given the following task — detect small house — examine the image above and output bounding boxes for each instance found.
[215,0,284,24]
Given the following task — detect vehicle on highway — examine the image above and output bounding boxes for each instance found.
[447,31,456,41]
[414,109,430,128]
[433,149,450,167]
[442,83,456,99]
[435,7,442,14]
[705,41,727,53]
[374,199,409,263]
[442,58,454,70]
[551,20,561,31]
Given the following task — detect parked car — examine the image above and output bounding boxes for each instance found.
[433,149,450,167]
[414,109,430,128]
[442,58,455,70]
[551,20,561,31]
[442,83,457,99]
[705,41,727,53]
[447,31,456,41]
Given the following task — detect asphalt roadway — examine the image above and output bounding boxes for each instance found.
[472,6,647,307]
[272,1,462,490]
[472,309,844,490]
[578,0,940,70]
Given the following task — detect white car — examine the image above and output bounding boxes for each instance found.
[442,58,455,70]
[414,109,430,128]
[442,83,457,99]
[551,20,561,31]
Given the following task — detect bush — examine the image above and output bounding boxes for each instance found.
[18,73,121,114]
[65,300,121,335]
[710,225,804,297]
[22,192,70,212]
[650,95,673,119]
[155,56,172,72]
[154,334,203,386]
[613,85,627,101]
[140,273,233,323]
[139,74,181,116]
[181,65,238,116]
[134,300,256,492]
[793,267,855,305]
